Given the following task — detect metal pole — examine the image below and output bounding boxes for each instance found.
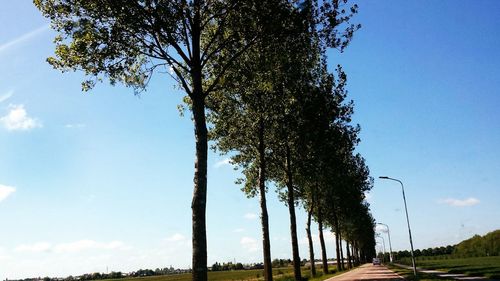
[379,176,417,276]
[377,223,393,263]
[377,234,386,263]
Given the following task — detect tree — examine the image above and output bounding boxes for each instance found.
[34,1,272,281]
[207,5,296,280]
[208,1,359,280]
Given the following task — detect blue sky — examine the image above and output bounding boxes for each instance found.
[1,1,500,279]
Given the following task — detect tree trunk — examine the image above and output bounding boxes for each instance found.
[191,94,208,281]
[351,241,359,266]
[334,232,341,271]
[258,117,273,281]
[317,210,328,274]
[353,242,359,266]
[286,144,301,281]
[191,3,207,280]
[346,241,352,269]
[339,232,344,271]
[333,209,341,271]
[306,207,316,277]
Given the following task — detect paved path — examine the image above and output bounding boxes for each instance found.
[394,263,494,280]
[325,264,404,281]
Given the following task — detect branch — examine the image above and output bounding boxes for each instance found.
[200,22,228,64]
[169,61,192,96]
[204,36,258,97]
[181,10,193,61]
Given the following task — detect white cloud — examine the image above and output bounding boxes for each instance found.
[0,90,13,103]
[54,240,127,253]
[240,237,259,252]
[165,233,186,242]
[15,242,52,253]
[0,184,16,202]
[375,224,388,233]
[0,247,11,261]
[298,236,309,245]
[439,197,480,207]
[233,228,245,233]
[0,104,42,131]
[299,232,335,246]
[214,158,232,168]
[0,25,49,55]
[244,213,257,220]
[65,123,86,129]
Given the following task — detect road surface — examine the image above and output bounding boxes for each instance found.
[325,264,404,281]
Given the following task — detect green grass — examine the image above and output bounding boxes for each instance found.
[273,265,341,281]
[106,266,343,281]
[397,256,500,279]
[387,264,454,281]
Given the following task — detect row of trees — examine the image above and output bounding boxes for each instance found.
[394,246,455,260]
[35,1,376,281]
[207,1,376,281]
[17,267,192,281]
[454,230,500,257]
[210,262,245,271]
[395,230,500,261]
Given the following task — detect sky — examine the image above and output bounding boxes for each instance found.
[1,0,500,279]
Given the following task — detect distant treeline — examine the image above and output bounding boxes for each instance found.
[393,229,500,261]
[211,259,294,269]
[11,267,191,281]
[210,262,246,271]
[454,230,500,257]
[394,245,455,260]
[210,259,298,271]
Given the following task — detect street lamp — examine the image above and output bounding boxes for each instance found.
[376,233,386,263]
[379,176,417,276]
[377,223,393,263]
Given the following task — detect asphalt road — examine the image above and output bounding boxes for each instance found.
[325,264,404,281]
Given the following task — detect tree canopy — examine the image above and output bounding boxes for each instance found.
[36,1,375,281]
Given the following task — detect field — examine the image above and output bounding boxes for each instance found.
[398,256,500,279]
[107,266,339,281]
[388,265,454,281]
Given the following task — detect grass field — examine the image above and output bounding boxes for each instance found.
[388,265,454,281]
[398,256,500,279]
[106,266,340,281]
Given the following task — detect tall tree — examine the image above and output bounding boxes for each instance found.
[207,4,295,280]
[209,2,360,280]
[34,1,269,281]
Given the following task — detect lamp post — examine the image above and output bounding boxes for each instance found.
[376,233,386,263]
[377,223,393,263]
[379,176,417,276]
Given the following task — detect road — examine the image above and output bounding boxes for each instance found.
[325,264,404,281]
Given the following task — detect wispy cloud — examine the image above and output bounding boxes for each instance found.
[244,213,257,220]
[240,237,258,252]
[0,104,42,131]
[298,232,335,245]
[233,228,245,233]
[0,25,49,55]
[0,247,10,261]
[375,224,388,233]
[65,123,86,129]
[15,240,129,254]
[439,197,480,207]
[15,242,52,253]
[163,233,189,248]
[0,90,13,103]
[214,158,232,168]
[165,233,186,242]
[0,184,16,202]
[54,240,127,253]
